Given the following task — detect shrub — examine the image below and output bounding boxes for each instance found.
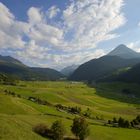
[108,120,112,124]
[70,107,81,114]
[83,108,91,118]
[51,120,65,140]
[71,117,89,140]
[132,119,139,125]
[130,121,134,127]
[33,123,51,137]
[17,94,21,98]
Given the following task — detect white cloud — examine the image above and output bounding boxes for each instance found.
[28,23,64,47]
[0,0,126,69]
[62,0,125,50]
[17,48,105,69]
[127,41,140,52]
[47,6,60,19]
[16,40,47,59]
[0,3,28,49]
[27,7,42,24]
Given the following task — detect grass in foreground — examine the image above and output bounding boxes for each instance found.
[0,81,140,140]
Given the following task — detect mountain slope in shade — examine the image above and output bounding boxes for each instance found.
[69,55,140,81]
[70,45,140,81]
[0,55,64,80]
[108,44,140,59]
[100,63,140,84]
[117,63,140,83]
[31,67,64,80]
[61,65,79,76]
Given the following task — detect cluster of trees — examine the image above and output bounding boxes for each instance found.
[28,96,52,106]
[4,90,21,98]
[55,104,92,119]
[108,117,131,128]
[34,121,65,140]
[56,104,82,114]
[131,115,140,128]
[33,117,89,140]
[108,115,140,129]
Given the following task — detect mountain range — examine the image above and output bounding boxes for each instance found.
[1,44,140,83]
[69,44,140,83]
[0,55,64,80]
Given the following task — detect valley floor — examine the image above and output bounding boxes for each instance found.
[0,81,140,140]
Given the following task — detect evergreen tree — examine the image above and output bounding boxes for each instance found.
[118,117,124,127]
[113,117,117,123]
[136,115,140,123]
[124,120,130,128]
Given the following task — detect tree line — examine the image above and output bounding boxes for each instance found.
[33,117,89,140]
[107,115,140,129]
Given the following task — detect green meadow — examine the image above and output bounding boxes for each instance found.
[0,81,140,140]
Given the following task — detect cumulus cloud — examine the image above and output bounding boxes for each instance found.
[47,6,60,19]
[27,7,42,24]
[0,3,28,49]
[127,41,140,52]
[62,0,125,50]
[0,0,126,69]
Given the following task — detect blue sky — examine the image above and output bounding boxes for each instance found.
[0,0,140,69]
[0,0,69,21]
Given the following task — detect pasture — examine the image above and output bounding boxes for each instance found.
[0,81,140,140]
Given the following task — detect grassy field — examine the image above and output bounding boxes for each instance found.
[0,81,140,140]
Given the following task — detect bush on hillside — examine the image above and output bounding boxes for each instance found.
[108,117,131,128]
[56,104,81,114]
[51,120,65,140]
[33,123,52,137]
[83,108,92,118]
[131,115,140,126]
[71,117,89,140]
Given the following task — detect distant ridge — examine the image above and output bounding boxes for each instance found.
[61,65,79,76]
[0,55,64,81]
[0,55,26,66]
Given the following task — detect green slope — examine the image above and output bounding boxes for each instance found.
[0,81,140,140]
